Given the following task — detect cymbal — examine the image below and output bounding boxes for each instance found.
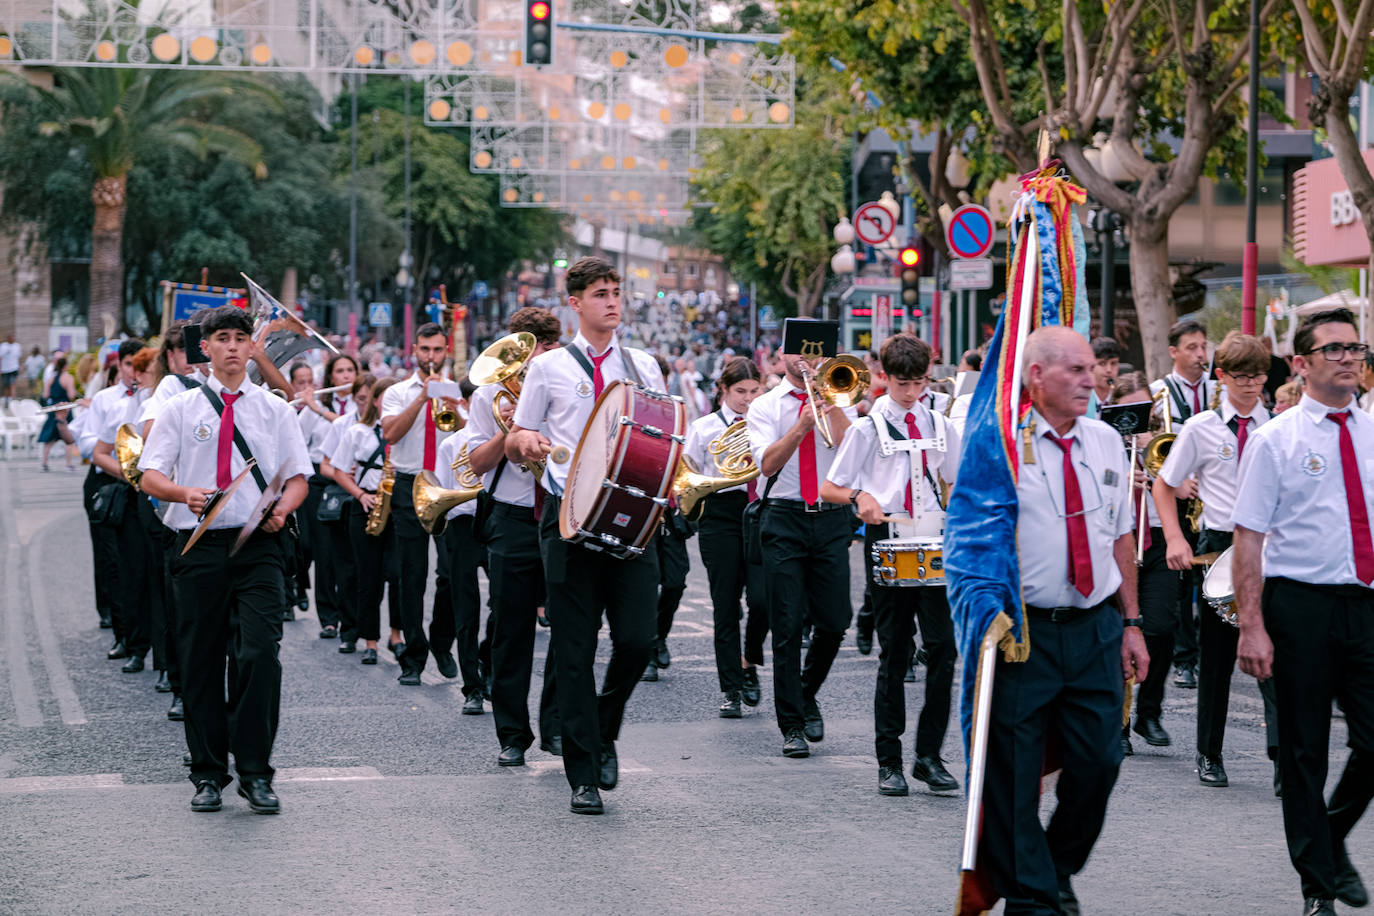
[181,462,258,556]
[231,466,288,556]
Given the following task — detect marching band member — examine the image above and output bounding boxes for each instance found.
[465,307,562,766]
[982,326,1148,913]
[139,305,312,814]
[682,356,769,717]
[1149,318,1217,690]
[1153,332,1279,790]
[746,317,856,759]
[1234,308,1374,916]
[380,322,462,686]
[821,334,962,796]
[643,354,693,684]
[506,256,667,815]
[1091,337,1122,407]
[290,359,351,638]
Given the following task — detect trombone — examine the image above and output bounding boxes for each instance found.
[800,354,870,448]
[1136,389,1175,565]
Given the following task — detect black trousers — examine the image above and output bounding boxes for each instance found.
[171,527,287,788]
[984,605,1124,914]
[156,521,181,692]
[346,501,393,642]
[698,491,769,692]
[390,473,454,674]
[540,495,658,789]
[328,505,360,641]
[868,526,955,766]
[136,494,171,671]
[111,485,152,657]
[300,475,343,628]
[760,502,852,735]
[1264,577,1374,900]
[486,501,559,750]
[442,515,485,697]
[1133,528,1180,722]
[82,468,122,632]
[654,517,691,642]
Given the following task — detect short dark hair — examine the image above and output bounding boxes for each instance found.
[1214,331,1269,376]
[459,377,477,399]
[718,355,761,390]
[1091,336,1122,361]
[879,334,932,379]
[415,321,447,342]
[200,305,254,337]
[960,349,983,371]
[289,361,313,383]
[509,306,562,346]
[1168,319,1207,348]
[566,256,620,299]
[1294,308,1358,356]
[117,338,145,361]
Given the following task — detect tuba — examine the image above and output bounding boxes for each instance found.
[671,419,761,520]
[365,457,395,536]
[413,444,483,536]
[801,354,870,448]
[115,423,144,489]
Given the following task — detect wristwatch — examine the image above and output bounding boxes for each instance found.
[1122,617,1143,628]
[849,489,861,506]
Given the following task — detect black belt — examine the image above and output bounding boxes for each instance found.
[492,500,537,520]
[765,498,845,514]
[1025,602,1108,624]
[174,527,279,544]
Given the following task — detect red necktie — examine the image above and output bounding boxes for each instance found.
[903,411,925,515]
[123,386,135,397]
[747,478,758,502]
[1235,415,1250,461]
[1328,412,1374,584]
[588,348,612,399]
[216,392,241,489]
[423,400,437,472]
[1048,434,1094,598]
[1184,379,1202,414]
[789,390,818,504]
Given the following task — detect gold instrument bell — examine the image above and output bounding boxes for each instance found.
[431,398,462,433]
[413,468,482,536]
[1142,388,1175,476]
[115,423,144,489]
[469,331,536,433]
[671,419,761,520]
[801,353,870,448]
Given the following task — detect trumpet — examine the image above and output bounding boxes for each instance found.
[671,419,760,520]
[115,423,144,489]
[421,361,463,432]
[800,354,870,448]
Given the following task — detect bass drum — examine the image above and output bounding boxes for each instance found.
[560,380,686,558]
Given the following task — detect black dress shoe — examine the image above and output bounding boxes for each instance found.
[319,625,337,639]
[98,612,113,630]
[121,654,145,673]
[540,735,563,756]
[388,640,405,658]
[1121,726,1134,757]
[296,594,309,611]
[1133,716,1171,747]
[1058,874,1081,916]
[719,691,742,718]
[741,667,761,707]
[167,695,184,721]
[1174,665,1198,688]
[339,641,356,654]
[462,692,485,715]
[570,785,604,815]
[1336,846,1369,907]
[154,670,172,693]
[237,778,280,814]
[107,639,127,660]
[282,607,295,622]
[802,699,824,742]
[653,639,671,669]
[640,660,658,682]
[856,630,874,656]
[190,781,222,812]
[498,745,526,767]
[1197,753,1229,787]
[434,651,459,679]
[1303,898,1337,916]
[911,755,959,793]
[398,669,422,687]
[782,729,810,758]
[599,744,618,790]
[361,648,378,665]
[878,766,909,796]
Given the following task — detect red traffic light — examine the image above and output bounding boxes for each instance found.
[899,246,920,267]
[529,1,550,18]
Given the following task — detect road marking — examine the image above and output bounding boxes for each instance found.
[1,466,43,727]
[516,759,651,777]
[0,773,124,793]
[274,766,384,782]
[27,520,87,725]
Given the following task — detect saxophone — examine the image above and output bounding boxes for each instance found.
[365,456,395,536]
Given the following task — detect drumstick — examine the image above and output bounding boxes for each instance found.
[548,446,570,464]
[1191,552,1221,567]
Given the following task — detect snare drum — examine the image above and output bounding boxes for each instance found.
[560,380,686,558]
[1201,546,1238,627]
[871,537,946,587]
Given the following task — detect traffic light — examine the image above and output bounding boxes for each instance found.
[898,245,920,311]
[525,0,553,66]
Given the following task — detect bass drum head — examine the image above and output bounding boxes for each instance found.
[1202,545,1234,603]
[560,381,625,540]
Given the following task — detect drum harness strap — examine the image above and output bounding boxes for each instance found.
[872,408,948,518]
[1161,375,1194,422]
[354,425,387,491]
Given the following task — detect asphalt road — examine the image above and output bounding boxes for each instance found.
[0,455,1366,915]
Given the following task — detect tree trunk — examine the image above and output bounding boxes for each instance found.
[89,174,127,345]
[1126,217,1175,380]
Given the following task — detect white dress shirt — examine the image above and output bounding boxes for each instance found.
[435,427,478,519]
[920,389,951,414]
[379,372,457,475]
[511,332,666,493]
[138,373,313,530]
[297,404,333,466]
[466,383,538,507]
[81,381,141,472]
[826,395,963,514]
[1016,409,1133,608]
[1232,394,1374,586]
[97,388,150,445]
[683,407,750,495]
[746,376,858,502]
[330,421,388,491]
[319,411,357,468]
[1149,371,1218,424]
[137,374,201,426]
[1158,398,1269,532]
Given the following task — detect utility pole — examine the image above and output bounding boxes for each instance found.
[348,72,359,336]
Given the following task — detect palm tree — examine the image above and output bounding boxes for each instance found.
[12,66,274,342]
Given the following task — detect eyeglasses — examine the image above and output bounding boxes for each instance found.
[1223,373,1266,384]
[1303,342,1370,361]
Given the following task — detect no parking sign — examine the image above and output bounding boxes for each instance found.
[945,204,996,260]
